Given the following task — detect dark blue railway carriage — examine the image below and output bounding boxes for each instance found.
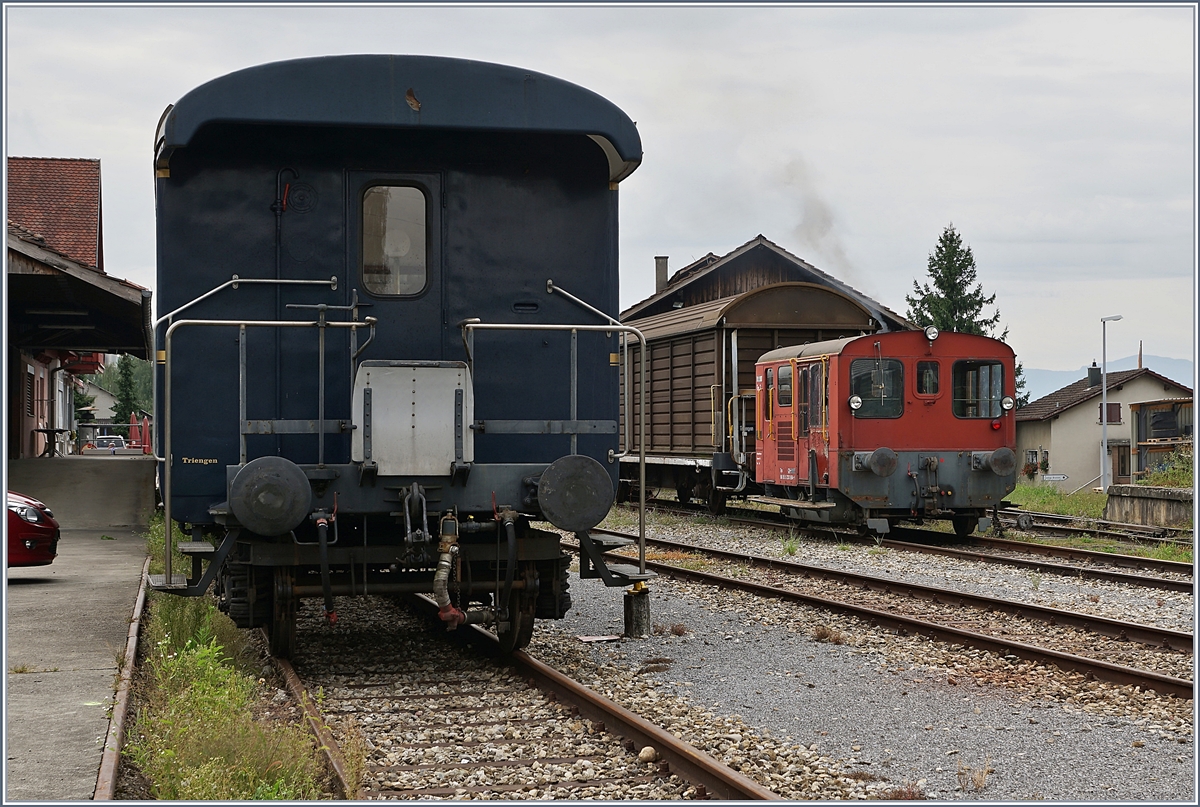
[150,55,645,655]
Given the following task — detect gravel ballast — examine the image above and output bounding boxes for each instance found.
[527,512,1195,801]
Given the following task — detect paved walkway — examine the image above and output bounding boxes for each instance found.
[5,457,155,801]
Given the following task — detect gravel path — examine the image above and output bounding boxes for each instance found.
[530,512,1195,801]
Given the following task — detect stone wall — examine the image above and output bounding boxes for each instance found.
[1104,485,1193,528]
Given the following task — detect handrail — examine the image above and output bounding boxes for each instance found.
[150,276,339,460]
[463,313,649,577]
[160,317,365,587]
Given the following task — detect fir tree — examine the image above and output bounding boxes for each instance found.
[906,224,1029,406]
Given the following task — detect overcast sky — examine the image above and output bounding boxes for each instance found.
[4,2,1195,373]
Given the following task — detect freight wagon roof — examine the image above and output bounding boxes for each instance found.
[155,54,642,182]
[627,282,879,342]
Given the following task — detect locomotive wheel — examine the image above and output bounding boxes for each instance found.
[952,516,977,538]
[269,566,297,659]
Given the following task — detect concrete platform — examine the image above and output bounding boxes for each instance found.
[5,457,155,801]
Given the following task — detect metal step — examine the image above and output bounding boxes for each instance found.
[177,541,216,554]
[604,563,656,582]
[749,495,837,510]
[588,533,635,549]
[148,574,188,590]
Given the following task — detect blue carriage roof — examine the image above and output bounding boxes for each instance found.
[156,54,643,181]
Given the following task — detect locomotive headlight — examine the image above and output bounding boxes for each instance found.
[924,325,939,341]
[1001,395,1015,410]
[848,395,863,410]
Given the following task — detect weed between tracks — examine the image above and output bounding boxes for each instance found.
[122,514,330,799]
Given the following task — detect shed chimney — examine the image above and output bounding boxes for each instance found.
[1087,361,1101,387]
[655,256,669,293]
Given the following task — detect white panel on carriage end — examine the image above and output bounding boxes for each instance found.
[351,361,474,476]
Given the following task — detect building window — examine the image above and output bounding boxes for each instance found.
[362,186,427,296]
[916,361,939,395]
[1025,450,1038,465]
[952,360,1005,418]
[1100,402,1121,424]
[1117,445,1130,478]
[850,358,904,418]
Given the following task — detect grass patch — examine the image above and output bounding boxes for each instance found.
[125,595,327,799]
[645,548,709,572]
[1006,482,1107,520]
[129,517,360,798]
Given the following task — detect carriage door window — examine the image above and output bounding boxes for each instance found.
[849,358,904,418]
[916,361,939,395]
[777,365,792,406]
[362,186,427,295]
[952,360,1005,418]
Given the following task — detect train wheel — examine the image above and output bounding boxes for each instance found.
[496,593,535,653]
[708,489,728,515]
[269,566,297,659]
[952,516,976,538]
[675,482,694,505]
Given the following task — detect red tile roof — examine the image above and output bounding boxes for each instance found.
[1016,368,1192,422]
[6,157,103,271]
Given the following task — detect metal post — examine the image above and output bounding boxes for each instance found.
[570,328,578,456]
[1100,315,1123,491]
[239,325,247,464]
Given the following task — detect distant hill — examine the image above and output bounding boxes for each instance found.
[1023,355,1194,404]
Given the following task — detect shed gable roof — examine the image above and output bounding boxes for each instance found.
[620,234,911,331]
[6,157,103,271]
[1016,368,1192,422]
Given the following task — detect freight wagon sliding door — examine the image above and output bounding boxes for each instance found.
[620,333,717,455]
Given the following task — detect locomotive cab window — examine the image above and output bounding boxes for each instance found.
[916,361,939,395]
[849,358,904,418]
[797,366,810,431]
[778,364,792,406]
[953,360,1005,418]
[362,185,427,296]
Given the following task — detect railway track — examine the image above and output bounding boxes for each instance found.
[279,595,779,800]
[570,530,1194,699]
[626,501,1193,586]
[993,508,1192,546]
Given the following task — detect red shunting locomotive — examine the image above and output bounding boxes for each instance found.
[752,327,1017,536]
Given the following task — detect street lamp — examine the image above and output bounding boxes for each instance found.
[1100,314,1123,490]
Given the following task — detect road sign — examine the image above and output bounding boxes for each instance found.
[1042,474,1068,481]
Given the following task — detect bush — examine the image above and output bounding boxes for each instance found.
[1139,444,1193,489]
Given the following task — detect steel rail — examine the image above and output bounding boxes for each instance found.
[879,532,1192,592]
[405,594,779,800]
[626,500,1193,581]
[589,529,1193,652]
[966,533,1193,578]
[999,507,1190,538]
[566,540,1194,700]
[273,651,360,799]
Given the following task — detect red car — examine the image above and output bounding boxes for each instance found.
[6,491,60,567]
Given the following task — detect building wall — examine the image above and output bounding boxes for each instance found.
[1026,376,1189,491]
[1015,420,1052,483]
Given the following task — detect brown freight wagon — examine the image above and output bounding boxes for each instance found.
[617,281,889,511]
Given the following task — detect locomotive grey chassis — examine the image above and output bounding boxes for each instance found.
[148,55,652,656]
